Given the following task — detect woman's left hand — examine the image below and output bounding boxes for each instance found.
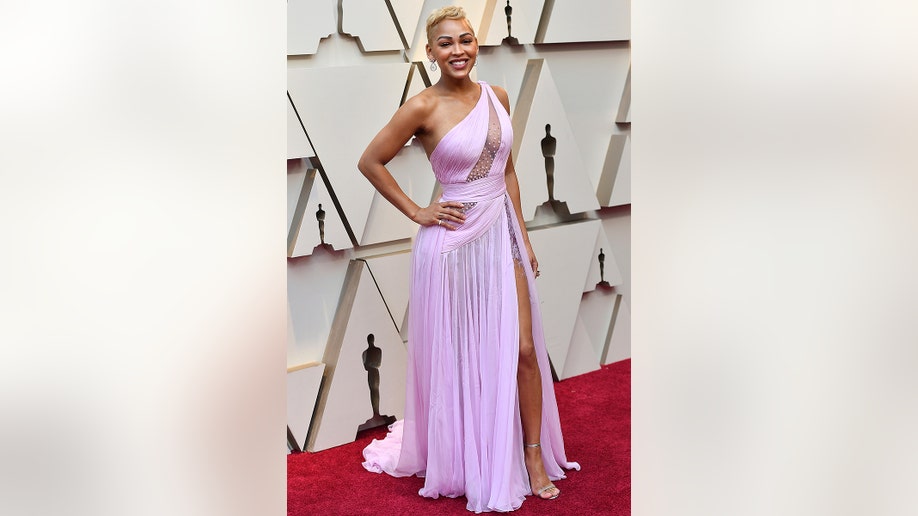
[525,241,540,278]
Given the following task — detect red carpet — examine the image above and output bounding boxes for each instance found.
[288,359,630,515]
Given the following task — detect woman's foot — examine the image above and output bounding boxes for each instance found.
[524,443,560,500]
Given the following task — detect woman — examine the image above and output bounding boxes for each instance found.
[358,6,579,512]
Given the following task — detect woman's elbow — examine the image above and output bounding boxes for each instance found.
[357,153,374,178]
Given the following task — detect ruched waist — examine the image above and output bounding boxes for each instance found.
[440,174,506,203]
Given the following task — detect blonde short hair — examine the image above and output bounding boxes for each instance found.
[425,6,474,43]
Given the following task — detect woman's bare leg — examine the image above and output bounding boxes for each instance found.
[515,262,560,499]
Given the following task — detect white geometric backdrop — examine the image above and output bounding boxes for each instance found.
[287,0,631,452]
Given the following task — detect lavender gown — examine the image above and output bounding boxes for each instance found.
[362,81,579,513]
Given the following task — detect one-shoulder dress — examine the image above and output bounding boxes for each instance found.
[362,81,579,513]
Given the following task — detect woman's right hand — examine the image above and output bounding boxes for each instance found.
[412,201,466,230]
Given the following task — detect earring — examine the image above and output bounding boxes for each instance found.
[474,58,478,67]
[429,59,438,71]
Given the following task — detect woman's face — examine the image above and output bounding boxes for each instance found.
[427,18,478,78]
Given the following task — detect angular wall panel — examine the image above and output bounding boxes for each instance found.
[475,44,529,110]
[362,250,412,337]
[532,47,631,196]
[307,260,408,452]
[341,0,404,52]
[287,301,296,351]
[287,250,352,368]
[288,0,336,56]
[578,287,619,364]
[513,59,600,221]
[288,159,352,256]
[616,65,631,124]
[600,208,631,306]
[539,0,630,44]
[527,219,601,375]
[288,64,411,247]
[287,159,315,256]
[561,315,601,379]
[607,134,630,207]
[287,362,325,452]
[403,63,429,105]
[597,133,626,207]
[288,96,315,160]
[391,0,426,48]
[605,296,630,364]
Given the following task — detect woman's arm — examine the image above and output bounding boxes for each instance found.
[357,95,465,229]
[492,86,540,275]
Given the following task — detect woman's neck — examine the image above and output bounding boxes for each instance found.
[435,75,477,95]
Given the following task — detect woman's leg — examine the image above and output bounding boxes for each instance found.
[514,262,560,499]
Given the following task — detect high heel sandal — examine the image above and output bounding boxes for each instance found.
[524,443,560,500]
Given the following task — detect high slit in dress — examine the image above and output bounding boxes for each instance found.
[362,81,579,513]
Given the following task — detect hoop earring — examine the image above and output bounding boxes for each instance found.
[474,58,478,67]
[429,59,438,71]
